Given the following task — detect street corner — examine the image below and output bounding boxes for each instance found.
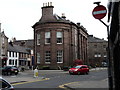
[59,79,108,89]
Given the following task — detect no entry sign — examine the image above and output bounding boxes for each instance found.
[92,5,107,19]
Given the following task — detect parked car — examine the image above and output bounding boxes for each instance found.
[2,66,19,75]
[69,65,89,75]
[0,77,14,90]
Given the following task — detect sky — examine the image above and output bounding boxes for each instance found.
[0,0,108,41]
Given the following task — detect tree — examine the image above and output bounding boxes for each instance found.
[73,59,83,66]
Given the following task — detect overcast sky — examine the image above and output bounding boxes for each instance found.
[0,0,108,41]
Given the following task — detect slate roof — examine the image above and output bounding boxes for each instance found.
[33,14,75,28]
[88,35,107,43]
[8,43,29,54]
[13,39,34,49]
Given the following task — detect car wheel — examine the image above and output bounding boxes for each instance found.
[2,72,5,75]
[15,73,18,75]
[86,72,89,75]
[7,72,11,75]
[78,72,81,75]
[69,72,72,75]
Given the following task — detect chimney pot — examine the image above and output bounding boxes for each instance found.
[48,2,49,6]
[61,13,66,19]
[43,3,45,7]
[77,23,80,26]
[50,2,52,6]
[45,3,47,6]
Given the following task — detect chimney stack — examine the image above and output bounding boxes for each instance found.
[40,2,56,22]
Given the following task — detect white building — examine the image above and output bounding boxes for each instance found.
[7,50,19,67]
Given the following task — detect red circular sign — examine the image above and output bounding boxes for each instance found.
[92,5,107,19]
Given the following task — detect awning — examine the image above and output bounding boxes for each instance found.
[1,56,8,60]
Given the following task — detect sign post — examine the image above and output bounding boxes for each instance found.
[92,2,113,90]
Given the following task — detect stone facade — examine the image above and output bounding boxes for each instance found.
[0,23,8,67]
[33,3,88,69]
[88,35,108,67]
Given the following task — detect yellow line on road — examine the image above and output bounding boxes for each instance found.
[59,81,79,89]
[12,78,50,86]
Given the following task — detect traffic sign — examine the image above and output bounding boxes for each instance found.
[92,5,107,19]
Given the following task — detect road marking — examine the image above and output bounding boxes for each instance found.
[12,78,50,86]
[59,82,79,89]
[102,78,108,81]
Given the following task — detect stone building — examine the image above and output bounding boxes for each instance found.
[32,3,88,69]
[0,23,8,67]
[88,35,108,67]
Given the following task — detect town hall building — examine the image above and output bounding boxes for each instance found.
[32,2,88,69]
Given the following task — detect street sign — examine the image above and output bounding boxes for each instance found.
[92,5,107,19]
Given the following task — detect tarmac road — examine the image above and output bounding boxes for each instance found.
[2,68,108,89]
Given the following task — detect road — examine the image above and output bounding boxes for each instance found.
[12,69,108,89]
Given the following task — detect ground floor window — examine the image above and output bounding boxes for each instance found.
[37,53,40,64]
[19,60,26,66]
[45,51,51,64]
[15,59,17,66]
[9,59,14,65]
[57,50,63,63]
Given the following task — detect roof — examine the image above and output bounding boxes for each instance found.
[0,31,8,39]
[8,43,29,54]
[53,14,71,23]
[88,35,107,43]
[32,14,76,28]
[13,39,34,49]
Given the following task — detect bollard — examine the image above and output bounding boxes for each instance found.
[34,68,38,77]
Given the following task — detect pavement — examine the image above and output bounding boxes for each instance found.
[2,70,46,84]
[63,79,108,89]
[2,67,108,89]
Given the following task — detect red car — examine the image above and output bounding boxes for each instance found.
[69,65,89,75]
